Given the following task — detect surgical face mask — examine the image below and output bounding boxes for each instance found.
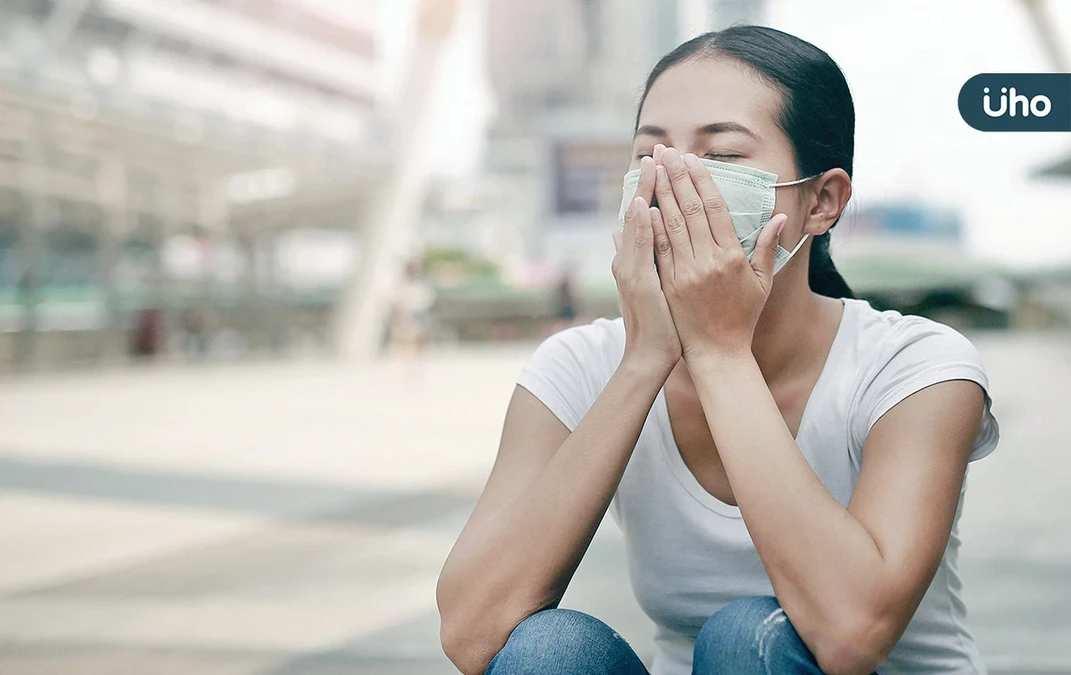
[618,158,820,275]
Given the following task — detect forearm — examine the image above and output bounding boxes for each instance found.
[438,358,668,668]
[689,353,893,665]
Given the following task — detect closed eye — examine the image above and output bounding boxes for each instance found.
[706,153,742,160]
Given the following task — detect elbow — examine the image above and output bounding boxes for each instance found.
[440,618,499,675]
[813,640,883,675]
[437,579,493,675]
[437,580,515,675]
[805,605,899,675]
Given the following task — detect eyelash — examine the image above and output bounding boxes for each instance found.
[636,153,742,160]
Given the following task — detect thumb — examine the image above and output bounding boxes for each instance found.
[612,229,622,253]
[751,214,788,287]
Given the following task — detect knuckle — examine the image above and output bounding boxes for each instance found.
[680,198,704,217]
[703,197,727,214]
[655,236,673,255]
[724,250,748,268]
[667,213,687,232]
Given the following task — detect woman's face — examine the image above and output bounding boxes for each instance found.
[631,57,808,224]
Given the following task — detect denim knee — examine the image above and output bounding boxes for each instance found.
[485,608,647,675]
[693,596,822,675]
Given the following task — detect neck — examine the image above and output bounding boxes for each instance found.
[751,268,837,381]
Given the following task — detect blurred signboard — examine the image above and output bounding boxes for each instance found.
[552,140,631,218]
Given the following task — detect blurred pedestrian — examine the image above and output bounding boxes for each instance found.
[547,261,579,336]
[14,268,40,367]
[181,307,208,358]
[386,256,436,383]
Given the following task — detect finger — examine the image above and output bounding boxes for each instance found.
[650,206,674,280]
[751,213,788,290]
[612,229,622,254]
[662,148,714,259]
[653,144,665,166]
[632,196,654,276]
[620,195,644,268]
[636,156,655,207]
[629,196,652,259]
[683,152,738,250]
[654,163,694,260]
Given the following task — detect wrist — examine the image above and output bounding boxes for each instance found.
[620,350,677,381]
[683,344,757,374]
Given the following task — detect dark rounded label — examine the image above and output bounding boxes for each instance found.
[959,73,1069,131]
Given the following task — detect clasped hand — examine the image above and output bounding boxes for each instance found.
[615,144,788,365]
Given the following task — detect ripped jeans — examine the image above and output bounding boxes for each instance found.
[484,595,833,674]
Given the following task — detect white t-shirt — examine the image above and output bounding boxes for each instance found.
[515,297,1000,675]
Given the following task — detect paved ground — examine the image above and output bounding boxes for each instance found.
[0,331,1070,674]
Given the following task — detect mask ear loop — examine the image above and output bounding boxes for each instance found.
[741,173,822,260]
[743,230,811,262]
[783,231,811,258]
[771,172,823,188]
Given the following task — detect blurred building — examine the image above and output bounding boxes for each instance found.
[411,1,774,341]
[0,0,389,367]
[478,0,765,289]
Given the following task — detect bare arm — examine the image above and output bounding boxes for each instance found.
[646,145,986,674]
[437,155,680,675]
[688,352,982,675]
[436,360,667,674]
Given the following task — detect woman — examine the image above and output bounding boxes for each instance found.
[436,25,999,675]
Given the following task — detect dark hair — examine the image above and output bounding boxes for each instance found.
[635,25,855,299]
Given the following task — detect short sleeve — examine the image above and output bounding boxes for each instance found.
[850,321,1000,464]
[515,319,619,432]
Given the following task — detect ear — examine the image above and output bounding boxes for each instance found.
[803,168,852,236]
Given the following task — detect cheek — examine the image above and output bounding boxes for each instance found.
[772,193,805,223]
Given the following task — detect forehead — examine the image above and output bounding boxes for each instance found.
[637,57,783,138]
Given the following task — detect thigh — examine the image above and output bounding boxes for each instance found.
[485,608,649,675]
[692,596,825,675]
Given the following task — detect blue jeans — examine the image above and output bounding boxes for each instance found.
[484,595,828,674]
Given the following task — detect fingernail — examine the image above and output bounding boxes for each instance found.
[653,145,664,162]
[684,153,701,170]
[663,147,680,168]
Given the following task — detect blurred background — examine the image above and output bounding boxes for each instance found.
[1,0,1070,673]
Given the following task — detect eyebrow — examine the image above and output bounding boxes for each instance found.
[635,122,760,141]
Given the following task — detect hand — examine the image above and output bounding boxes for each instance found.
[612,155,682,375]
[649,145,788,362]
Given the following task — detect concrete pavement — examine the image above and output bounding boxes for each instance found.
[0,332,1069,674]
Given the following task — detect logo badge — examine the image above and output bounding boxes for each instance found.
[959,73,1069,131]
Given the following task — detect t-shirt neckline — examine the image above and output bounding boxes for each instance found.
[655,298,854,518]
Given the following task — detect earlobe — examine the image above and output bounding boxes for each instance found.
[807,170,851,235]
[804,211,836,237]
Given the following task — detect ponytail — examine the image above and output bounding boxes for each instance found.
[807,232,854,299]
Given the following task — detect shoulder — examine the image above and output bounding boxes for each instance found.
[845,299,998,460]
[522,316,624,368]
[515,316,625,430]
[847,298,987,378]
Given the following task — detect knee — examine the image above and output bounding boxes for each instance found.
[486,609,641,675]
[693,596,813,675]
